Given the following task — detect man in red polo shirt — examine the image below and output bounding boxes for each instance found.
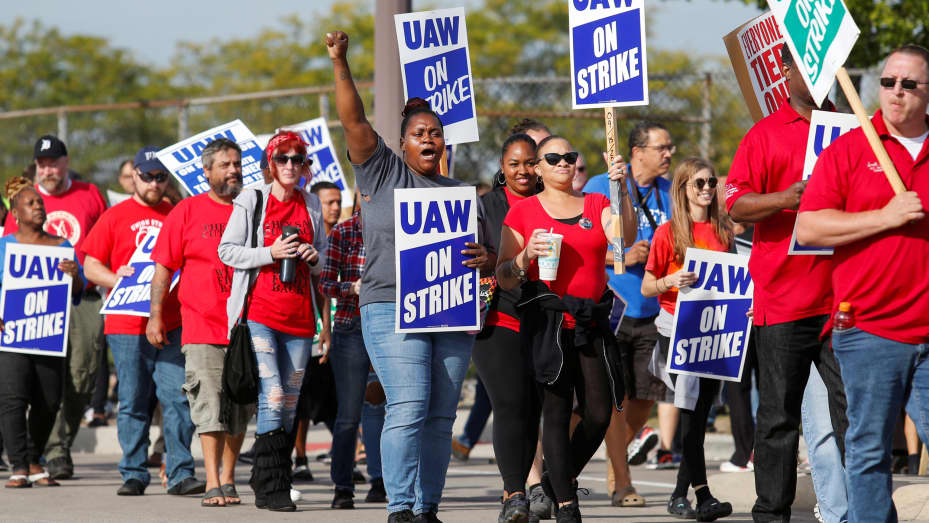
[83,146,202,497]
[798,44,929,522]
[726,47,848,523]
[3,135,108,481]
[147,138,253,506]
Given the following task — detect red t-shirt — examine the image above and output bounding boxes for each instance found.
[4,180,106,265]
[151,193,234,346]
[646,221,731,314]
[503,193,610,328]
[82,198,182,335]
[800,110,929,344]
[725,101,833,325]
[248,193,316,337]
[485,187,530,332]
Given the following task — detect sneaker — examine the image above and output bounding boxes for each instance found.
[646,450,677,470]
[451,438,471,461]
[627,427,659,465]
[528,483,553,520]
[332,488,354,509]
[46,456,73,480]
[166,477,206,495]
[695,498,732,522]
[498,492,530,523]
[414,511,442,522]
[667,496,696,519]
[388,510,416,523]
[366,478,388,503]
[719,460,753,472]
[293,456,314,482]
[554,501,581,523]
[117,478,146,496]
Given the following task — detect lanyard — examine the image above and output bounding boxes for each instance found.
[628,176,661,233]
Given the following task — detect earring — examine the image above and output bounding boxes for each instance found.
[494,170,505,186]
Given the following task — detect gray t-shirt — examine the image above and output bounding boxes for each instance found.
[351,136,469,307]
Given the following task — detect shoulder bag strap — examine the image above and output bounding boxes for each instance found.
[239,189,263,323]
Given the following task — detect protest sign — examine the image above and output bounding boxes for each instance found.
[99,229,179,317]
[607,281,628,335]
[723,11,788,122]
[157,120,264,196]
[789,110,859,255]
[394,8,479,145]
[394,186,479,332]
[277,117,349,191]
[668,248,753,382]
[569,0,648,109]
[0,243,75,357]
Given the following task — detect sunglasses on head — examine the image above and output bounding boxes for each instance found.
[138,171,169,183]
[880,77,929,90]
[272,154,309,166]
[692,177,718,190]
[540,152,579,166]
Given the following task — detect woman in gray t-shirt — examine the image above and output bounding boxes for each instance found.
[327,30,486,523]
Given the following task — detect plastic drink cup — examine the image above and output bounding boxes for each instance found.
[537,233,563,281]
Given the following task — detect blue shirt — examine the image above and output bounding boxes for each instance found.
[583,172,672,319]
[0,235,86,301]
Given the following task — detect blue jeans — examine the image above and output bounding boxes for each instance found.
[801,364,848,523]
[247,321,312,434]
[108,330,194,488]
[329,318,385,491]
[457,377,492,449]
[360,302,474,515]
[832,327,929,523]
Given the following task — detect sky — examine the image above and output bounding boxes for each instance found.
[5,0,765,67]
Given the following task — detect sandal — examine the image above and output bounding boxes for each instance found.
[613,486,646,507]
[220,483,241,505]
[27,471,59,487]
[5,474,31,489]
[202,487,226,507]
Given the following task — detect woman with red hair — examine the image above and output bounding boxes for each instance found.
[219,131,330,512]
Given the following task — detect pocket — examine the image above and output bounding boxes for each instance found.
[181,371,200,396]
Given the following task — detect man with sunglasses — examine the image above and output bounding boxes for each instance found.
[583,121,677,508]
[83,146,203,497]
[2,135,108,481]
[798,44,929,522]
[726,46,848,523]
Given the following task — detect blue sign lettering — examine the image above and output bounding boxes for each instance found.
[402,16,460,50]
[400,199,472,235]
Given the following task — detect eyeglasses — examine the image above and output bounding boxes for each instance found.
[138,171,169,183]
[880,77,929,90]
[272,154,309,166]
[691,177,718,190]
[540,152,579,166]
[641,144,676,154]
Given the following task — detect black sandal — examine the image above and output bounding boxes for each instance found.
[220,483,241,505]
[202,487,226,507]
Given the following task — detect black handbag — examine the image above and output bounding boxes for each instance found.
[221,189,263,408]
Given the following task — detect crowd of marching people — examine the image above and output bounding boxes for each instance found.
[0,28,927,523]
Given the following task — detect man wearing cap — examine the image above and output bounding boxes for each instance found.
[82,146,203,496]
[2,135,107,480]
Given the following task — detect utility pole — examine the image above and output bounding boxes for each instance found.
[374,0,411,154]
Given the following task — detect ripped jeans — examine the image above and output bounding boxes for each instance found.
[247,321,312,434]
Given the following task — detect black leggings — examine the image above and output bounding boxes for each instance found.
[540,329,613,503]
[660,334,721,495]
[471,325,541,494]
[0,351,63,470]
[726,336,757,466]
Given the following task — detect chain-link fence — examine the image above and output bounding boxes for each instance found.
[0,68,883,194]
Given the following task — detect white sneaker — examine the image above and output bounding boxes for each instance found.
[627,427,659,465]
[719,460,754,472]
[290,488,302,503]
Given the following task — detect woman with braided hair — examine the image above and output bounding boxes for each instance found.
[0,177,84,488]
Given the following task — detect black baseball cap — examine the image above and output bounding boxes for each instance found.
[34,135,68,159]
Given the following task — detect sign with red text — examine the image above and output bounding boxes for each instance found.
[724,11,788,122]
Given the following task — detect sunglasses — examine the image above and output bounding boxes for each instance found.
[272,154,310,166]
[138,171,169,183]
[692,177,718,190]
[880,77,929,90]
[540,152,579,166]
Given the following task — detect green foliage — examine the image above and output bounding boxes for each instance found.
[737,0,929,68]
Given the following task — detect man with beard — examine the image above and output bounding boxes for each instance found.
[3,135,107,481]
[83,146,203,497]
[147,138,252,506]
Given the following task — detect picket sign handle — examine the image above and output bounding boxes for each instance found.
[439,147,450,177]
[835,67,906,195]
[604,107,626,275]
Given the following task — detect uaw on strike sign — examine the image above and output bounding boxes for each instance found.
[99,229,179,317]
[668,249,753,382]
[395,8,479,145]
[278,117,348,191]
[395,187,479,333]
[0,244,75,357]
[569,0,649,109]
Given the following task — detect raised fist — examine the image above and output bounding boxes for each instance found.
[326,31,349,60]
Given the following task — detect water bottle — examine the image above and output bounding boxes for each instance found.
[279,226,299,283]
[833,302,855,331]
